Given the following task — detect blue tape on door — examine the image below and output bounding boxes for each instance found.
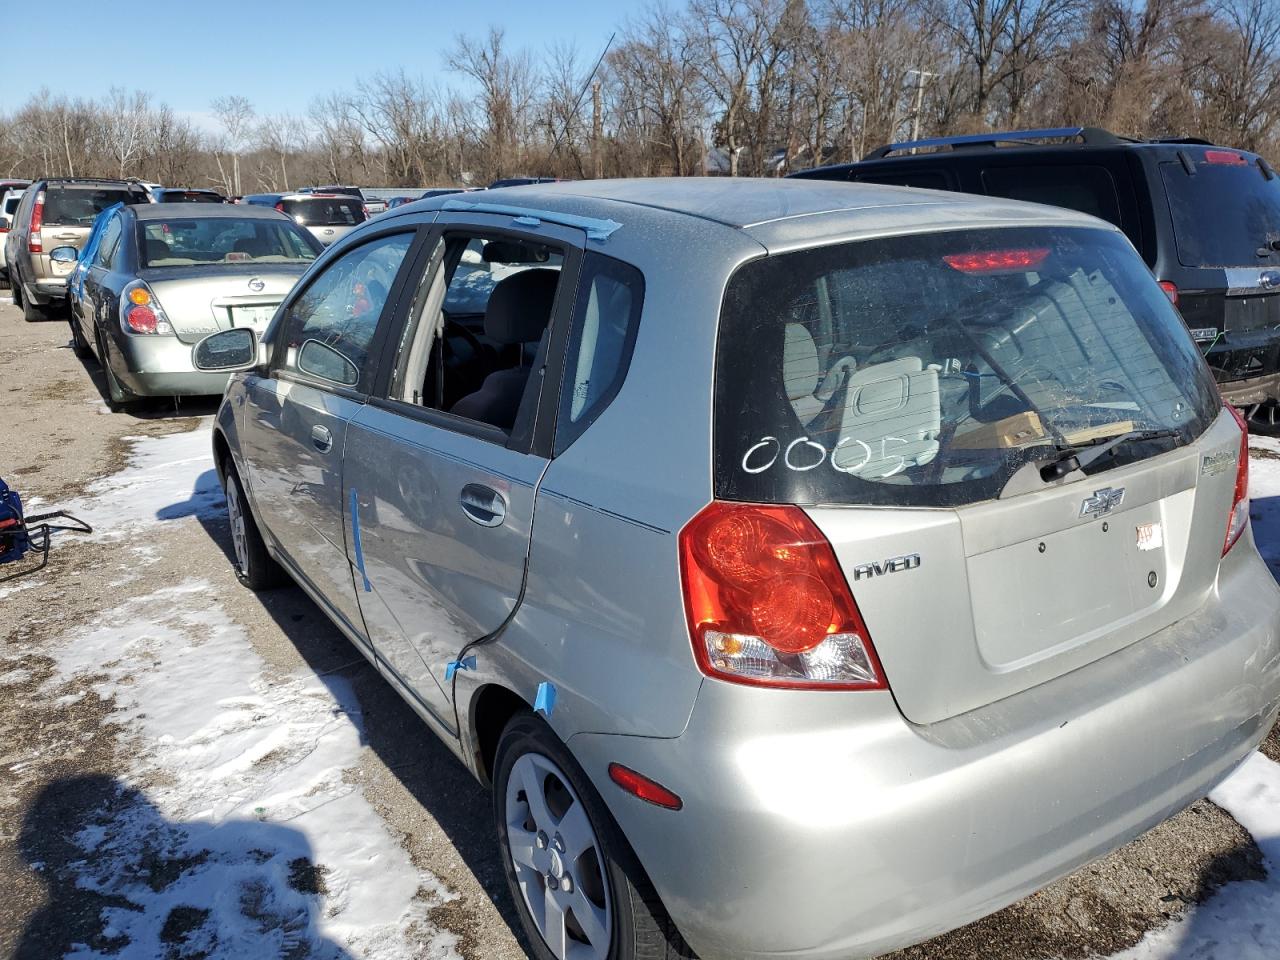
[444,654,477,682]
[349,488,372,593]
[534,681,557,718]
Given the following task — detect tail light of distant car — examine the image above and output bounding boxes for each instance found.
[119,280,173,336]
[28,191,45,253]
[679,501,887,690]
[1224,403,1250,556]
[1158,280,1179,306]
[362,204,370,219]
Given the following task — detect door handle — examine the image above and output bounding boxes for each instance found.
[460,483,507,527]
[53,233,78,240]
[311,424,333,453]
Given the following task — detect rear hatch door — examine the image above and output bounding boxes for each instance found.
[1158,150,1280,382]
[714,223,1232,724]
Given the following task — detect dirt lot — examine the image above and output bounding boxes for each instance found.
[0,297,1274,959]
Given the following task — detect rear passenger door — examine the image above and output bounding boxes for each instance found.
[239,228,421,645]
[342,215,583,729]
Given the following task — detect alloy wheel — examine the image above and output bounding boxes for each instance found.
[505,752,612,959]
[1245,401,1280,435]
[226,479,250,575]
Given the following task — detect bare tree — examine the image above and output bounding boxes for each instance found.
[448,27,540,180]
[211,95,255,195]
[103,88,152,178]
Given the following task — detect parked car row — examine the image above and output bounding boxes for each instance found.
[8,129,1280,960]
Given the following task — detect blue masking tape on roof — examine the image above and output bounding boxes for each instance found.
[439,199,622,242]
[444,654,477,682]
[534,681,557,718]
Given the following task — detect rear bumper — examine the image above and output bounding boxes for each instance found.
[1208,329,1280,404]
[25,276,66,304]
[113,333,231,398]
[1220,371,1280,407]
[571,531,1280,960]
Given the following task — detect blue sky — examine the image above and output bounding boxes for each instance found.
[2,0,633,129]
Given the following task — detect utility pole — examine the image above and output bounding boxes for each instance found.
[906,69,937,145]
[592,80,603,180]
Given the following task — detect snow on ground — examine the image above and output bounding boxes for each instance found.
[1102,438,1280,959]
[46,581,460,960]
[64,424,224,539]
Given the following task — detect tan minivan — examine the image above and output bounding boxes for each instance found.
[5,178,151,320]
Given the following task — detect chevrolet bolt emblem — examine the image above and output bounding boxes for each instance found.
[1080,487,1125,519]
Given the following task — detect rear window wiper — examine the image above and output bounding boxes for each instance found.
[1039,428,1181,482]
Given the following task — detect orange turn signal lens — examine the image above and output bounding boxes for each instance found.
[128,287,151,305]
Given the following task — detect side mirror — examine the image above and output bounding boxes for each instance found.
[49,246,78,264]
[193,328,258,372]
[297,338,358,385]
[0,216,9,231]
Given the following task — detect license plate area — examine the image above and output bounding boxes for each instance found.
[967,500,1175,669]
[229,304,277,331]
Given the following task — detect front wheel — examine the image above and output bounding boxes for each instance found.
[494,713,694,960]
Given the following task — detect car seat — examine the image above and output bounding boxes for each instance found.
[783,323,856,426]
[449,269,559,430]
[145,238,172,263]
[832,357,941,479]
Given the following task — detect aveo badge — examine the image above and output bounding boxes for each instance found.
[1080,487,1125,519]
[852,554,921,581]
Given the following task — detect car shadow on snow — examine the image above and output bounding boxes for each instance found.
[195,508,528,953]
[14,773,355,960]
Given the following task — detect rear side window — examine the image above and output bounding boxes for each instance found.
[1160,155,1280,267]
[93,216,123,267]
[43,188,143,225]
[981,165,1123,227]
[282,197,365,226]
[555,253,644,453]
[715,227,1220,508]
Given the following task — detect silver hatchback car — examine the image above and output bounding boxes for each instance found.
[195,179,1280,960]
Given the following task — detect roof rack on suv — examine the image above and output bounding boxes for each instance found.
[863,126,1131,161]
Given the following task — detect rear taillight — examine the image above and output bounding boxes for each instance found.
[274,201,286,213]
[679,501,886,690]
[1158,280,1179,306]
[120,281,173,336]
[361,204,370,219]
[1224,403,1250,556]
[29,191,44,253]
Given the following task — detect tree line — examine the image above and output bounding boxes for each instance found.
[0,0,1275,191]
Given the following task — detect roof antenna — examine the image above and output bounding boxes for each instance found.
[548,33,616,160]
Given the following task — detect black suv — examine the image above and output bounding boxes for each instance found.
[790,127,1280,431]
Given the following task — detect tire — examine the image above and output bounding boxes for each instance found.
[494,713,695,960]
[68,311,91,358]
[10,273,20,307]
[22,292,47,322]
[1242,401,1280,437]
[224,466,284,590]
[95,326,134,412]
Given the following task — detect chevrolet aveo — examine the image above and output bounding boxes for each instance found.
[194,179,1280,960]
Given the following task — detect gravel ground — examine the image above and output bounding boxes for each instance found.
[0,297,1274,960]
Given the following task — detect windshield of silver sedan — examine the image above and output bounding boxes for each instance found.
[139,219,319,267]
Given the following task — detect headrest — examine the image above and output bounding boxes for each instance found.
[484,268,559,344]
[783,323,820,400]
[145,238,172,263]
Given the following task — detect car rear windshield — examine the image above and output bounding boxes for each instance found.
[715,226,1220,508]
[43,187,143,226]
[139,218,320,267]
[1160,154,1280,267]
[281,197,365,226]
